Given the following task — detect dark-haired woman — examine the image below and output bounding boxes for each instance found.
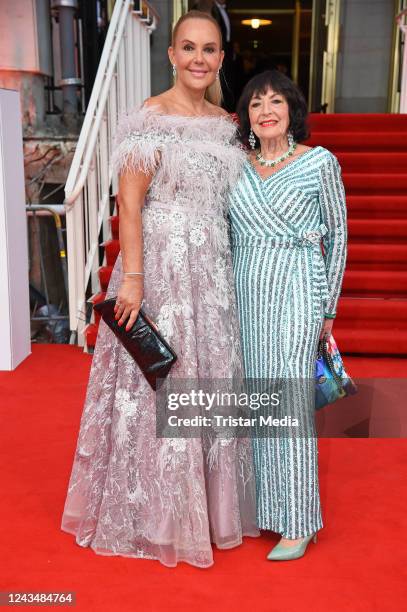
[228,70,347,560]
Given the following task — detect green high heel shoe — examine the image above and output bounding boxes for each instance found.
[267,533,318,561]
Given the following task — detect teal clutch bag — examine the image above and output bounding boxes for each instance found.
[315,335,357,410]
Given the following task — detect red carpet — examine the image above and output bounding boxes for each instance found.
[0,345,406,611]
[308,114,407,355]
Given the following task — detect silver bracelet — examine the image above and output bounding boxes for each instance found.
[123,272,144,276]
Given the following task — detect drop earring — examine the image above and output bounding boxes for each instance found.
[172,64,177,77]
[216,69,220,80]
[287,131,294,147]
[249,128,256,150]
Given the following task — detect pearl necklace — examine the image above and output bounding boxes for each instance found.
[256,141,297,168]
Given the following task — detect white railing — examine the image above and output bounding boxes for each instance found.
[64,0,157,345]
[398,9,407,113]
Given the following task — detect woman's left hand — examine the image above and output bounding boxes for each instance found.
[319,318,334,340]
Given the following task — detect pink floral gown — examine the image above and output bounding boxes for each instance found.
[61,106,259,568]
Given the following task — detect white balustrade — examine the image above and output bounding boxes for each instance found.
[64,0,157,346]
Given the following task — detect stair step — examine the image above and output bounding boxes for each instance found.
[337,152,407,173]
[98,266,113,292]
[84,323,98,350]
[110,215,119,240]
[342,269,407,295]
[337,296,407,321]
[306,132,407,152]
[346,195,407,219]
[347,243,407,270]
[334,327,407,355]
[343,173,407,195]
[103,239,120,266]
[88,291,107,304]
[336,298,407,328]
[309,113,407,132]
[87,291,107,324]
[348,218,407,241]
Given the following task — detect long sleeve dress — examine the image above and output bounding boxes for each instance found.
[61,106,259,568]
[228,146,347,539]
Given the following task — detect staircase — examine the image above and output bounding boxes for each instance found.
[63,0,157,347]
[62,0,407,357]
[86,114,407,354]
[84,115,407,355]
[308,113,407,355]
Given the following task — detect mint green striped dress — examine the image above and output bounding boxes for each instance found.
[228,146,347,538]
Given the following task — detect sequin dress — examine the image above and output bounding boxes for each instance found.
[61,106,259,568]
[228,147,347,538]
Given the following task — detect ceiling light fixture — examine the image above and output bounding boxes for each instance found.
[241,18,272,29]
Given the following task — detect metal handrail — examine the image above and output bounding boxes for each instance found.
[64,0,130,205]
[65,0,157,205]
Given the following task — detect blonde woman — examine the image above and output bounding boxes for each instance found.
[61,11,259,569]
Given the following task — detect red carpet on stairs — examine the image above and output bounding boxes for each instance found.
[84,114,407,356]
[307,114,407,355]
[0,345,406,612]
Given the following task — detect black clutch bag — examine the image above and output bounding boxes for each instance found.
[93,297,177,391]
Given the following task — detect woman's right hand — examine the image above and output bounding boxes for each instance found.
[114,277,144,331]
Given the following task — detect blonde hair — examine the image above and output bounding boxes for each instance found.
[171,10,223,107]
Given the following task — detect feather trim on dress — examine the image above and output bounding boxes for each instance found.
[110,104,247,197]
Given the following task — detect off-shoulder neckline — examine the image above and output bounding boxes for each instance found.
[140,103,234,123]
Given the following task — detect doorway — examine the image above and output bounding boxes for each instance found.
[227,0,313,103]
[179,0,340,111]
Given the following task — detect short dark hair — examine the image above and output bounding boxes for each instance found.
[236,70,309,148]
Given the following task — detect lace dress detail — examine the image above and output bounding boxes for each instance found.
[61,106,259,568]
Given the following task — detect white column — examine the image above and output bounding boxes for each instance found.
[0,89,31,370]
